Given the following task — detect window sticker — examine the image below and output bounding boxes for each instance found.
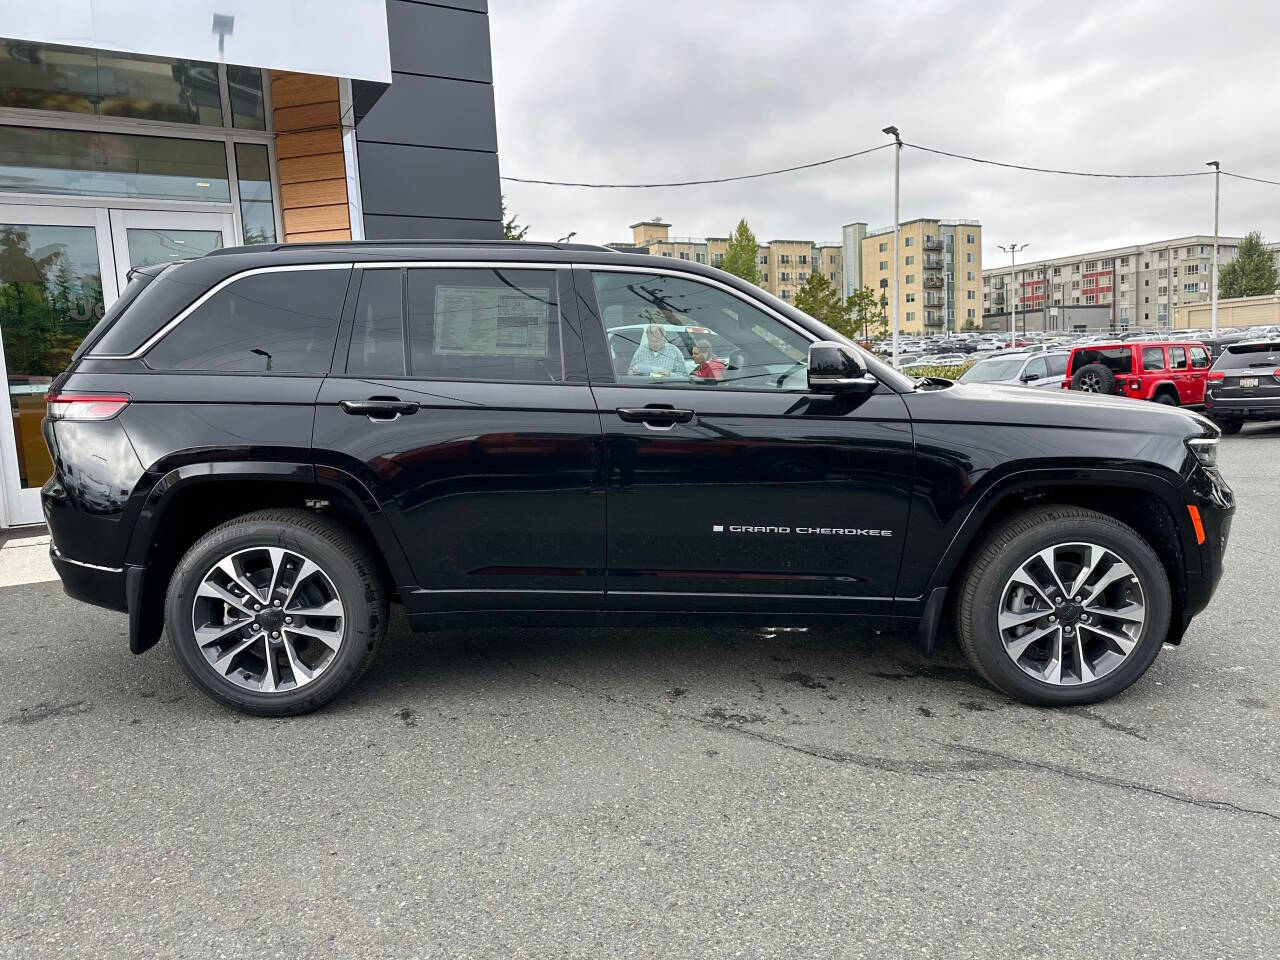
[433,286,550,358]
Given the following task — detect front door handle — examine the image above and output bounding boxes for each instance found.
[616,406,694,425]
[340,398,420,421]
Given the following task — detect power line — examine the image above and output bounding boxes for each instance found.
[1222,170,1280,187]
[902,142,1211,179]
[499,143,890,188]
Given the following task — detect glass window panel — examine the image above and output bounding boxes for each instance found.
[406,268,563,382]
[591,271,809,389]
[0,223,104,487]
[125,228,223,270]
[0,125,230,201]
[346,269,405,377]
[0,40,221,125]
[227,65,267,130]
[145,268,348,373]
[234,142,276,244]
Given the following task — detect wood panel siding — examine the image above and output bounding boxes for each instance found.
[269,71,350,242]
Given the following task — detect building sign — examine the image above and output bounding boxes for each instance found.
[0,0,392,82]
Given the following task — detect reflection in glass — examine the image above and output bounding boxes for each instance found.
[227,65,267,130]
[0,125,230,201]
[125,228,223,270]
[0,39,221,125]
[0,223,103,487]
[234,142,277,244]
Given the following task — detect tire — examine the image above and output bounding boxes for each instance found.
[1153,390,1178,406]
[1216,419,1243,435]
[954,506,1171,706]
[165,509,388,716]
[1071,362,1114,393]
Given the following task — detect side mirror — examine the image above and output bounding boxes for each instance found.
[807,341,877,393]
[1020,372,1039,382]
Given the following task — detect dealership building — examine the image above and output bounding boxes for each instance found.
[0,1,502,528]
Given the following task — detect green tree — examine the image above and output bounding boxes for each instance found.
[794,267,852,336]
[1219,230,1279,299]
[719,218,760,285]
[847,286,881,342]
[501,196,529,241]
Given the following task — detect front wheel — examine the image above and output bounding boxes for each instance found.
[165,509,388,716]
[955,506,1170,706]
[1215,419,1243,435]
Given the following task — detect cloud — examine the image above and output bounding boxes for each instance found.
[490,0,1280,264]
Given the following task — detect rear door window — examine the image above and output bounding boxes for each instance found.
[1169,346,1188,370]
[405,268,563,382]
[145,267,350,373]
[1142,347,1165,372]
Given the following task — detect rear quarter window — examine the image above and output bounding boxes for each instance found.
[145,267,351,373]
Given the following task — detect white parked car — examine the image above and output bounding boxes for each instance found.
[957,351,1070,389]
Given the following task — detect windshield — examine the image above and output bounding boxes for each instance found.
[959,358,1026,383]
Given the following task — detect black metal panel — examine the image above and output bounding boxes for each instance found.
[358,142,500,221]
[386,0,493,83]
[353,0,501,240]
[355,73,497,152]
[363,214,504,240]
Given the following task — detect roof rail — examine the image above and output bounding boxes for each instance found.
[208,238,613,256]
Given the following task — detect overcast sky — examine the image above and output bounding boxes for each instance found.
[490,0,1280,267]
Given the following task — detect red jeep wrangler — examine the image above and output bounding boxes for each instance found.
[1065,340,1212,405]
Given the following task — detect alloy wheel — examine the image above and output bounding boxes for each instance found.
[1078,373,1102,392]
[191,547,346,693]
[998,541,1145,686]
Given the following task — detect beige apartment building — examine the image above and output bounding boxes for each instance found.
[618,222,845,303]
[862,220,983,333]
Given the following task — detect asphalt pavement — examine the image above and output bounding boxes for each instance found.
[2,424,1278,959]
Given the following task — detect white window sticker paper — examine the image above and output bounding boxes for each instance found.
[433,286,550,358]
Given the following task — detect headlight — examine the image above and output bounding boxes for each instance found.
[1187,436,1218,468]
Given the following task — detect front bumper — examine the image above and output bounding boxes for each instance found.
[1180,465,1234,624]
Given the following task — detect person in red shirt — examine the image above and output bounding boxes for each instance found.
[691,339,725,380]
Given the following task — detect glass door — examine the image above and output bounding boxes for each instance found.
[108,209,233,291]
[0,204,118,527]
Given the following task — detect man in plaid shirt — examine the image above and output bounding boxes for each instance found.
[629,324,687,376]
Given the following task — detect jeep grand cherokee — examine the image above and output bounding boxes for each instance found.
[42,241,1234,714]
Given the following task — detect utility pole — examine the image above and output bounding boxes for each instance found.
[1207,160,1220,337]
[883,125,902,367]
[998,243,1029,343]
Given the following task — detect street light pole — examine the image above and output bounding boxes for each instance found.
[883,125,902,367]
[1207,160,1220,338]
[998,243,1029,343]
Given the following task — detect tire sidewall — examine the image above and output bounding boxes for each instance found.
[966,517,1171,706]
[1072,363,1114,393]
[166,518,379,714]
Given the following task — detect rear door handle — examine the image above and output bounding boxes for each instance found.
[616,406,694,425]
[340,398,420,421]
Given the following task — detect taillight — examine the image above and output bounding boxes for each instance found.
[45,393,131,421]
[1128,380,1141,390]
[1207,371,1225,382]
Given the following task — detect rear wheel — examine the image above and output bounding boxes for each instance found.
[955,506,1170,706]
[1153,389,1178,405]
[165,509,387,716]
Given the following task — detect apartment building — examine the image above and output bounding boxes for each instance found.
[617,222,842,302]
[981,235,1245,331]
[862,219,983,333]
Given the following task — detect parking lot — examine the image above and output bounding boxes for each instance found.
[2,425,1277,959]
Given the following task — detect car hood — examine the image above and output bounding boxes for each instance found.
[903,381,1217,437]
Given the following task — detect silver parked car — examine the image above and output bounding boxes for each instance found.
[957,351,1070,389]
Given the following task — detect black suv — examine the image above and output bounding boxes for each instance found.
[43,242,1233,714]
[1204,340,1280,433]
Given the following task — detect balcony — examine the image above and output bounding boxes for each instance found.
[923,237,943,251]
[923,275,944,289]
[925,294,945,307]
[923,256,944,270]
[924,310,944,326]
